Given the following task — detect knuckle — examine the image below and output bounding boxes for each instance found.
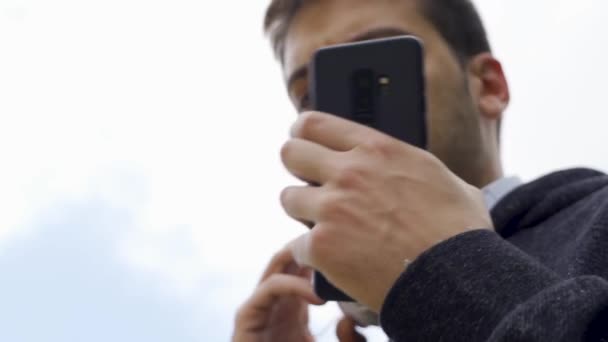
[421,150,444,169]
[362,137,395,157]
[318,193,345,219]
[334,165,366,189]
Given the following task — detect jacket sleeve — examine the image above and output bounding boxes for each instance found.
[379,230,608,342]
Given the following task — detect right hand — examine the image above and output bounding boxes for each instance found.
[232,246,324,342]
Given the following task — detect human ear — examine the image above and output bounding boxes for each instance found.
[467,53,510,121]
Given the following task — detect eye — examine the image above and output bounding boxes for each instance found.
[299,93,310,111]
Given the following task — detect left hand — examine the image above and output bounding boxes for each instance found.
[336,316,367,342]
[232,246,323,342]
[280,111,493,312]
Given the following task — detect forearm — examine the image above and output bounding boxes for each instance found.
[379,230,608,341]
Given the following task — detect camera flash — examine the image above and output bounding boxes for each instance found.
[378,76,390,85]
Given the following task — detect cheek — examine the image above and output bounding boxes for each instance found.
[422,53,475,153]
[422,41,466,106]
[423,57,456,142]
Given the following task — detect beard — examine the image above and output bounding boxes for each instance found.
[426,80,487,187]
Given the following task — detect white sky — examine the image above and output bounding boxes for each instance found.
[1,0,607,341]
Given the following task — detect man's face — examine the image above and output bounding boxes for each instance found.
[282,0,488,185]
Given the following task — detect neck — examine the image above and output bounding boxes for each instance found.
[477,155,504,188]
[475,119,504,188]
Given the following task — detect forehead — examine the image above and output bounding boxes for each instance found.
[283,0,433,79]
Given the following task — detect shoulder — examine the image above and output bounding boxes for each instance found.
[493,168,608,236]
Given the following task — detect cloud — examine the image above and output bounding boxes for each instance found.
[0,196,234,341]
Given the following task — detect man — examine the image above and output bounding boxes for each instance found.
[233,0,608,341]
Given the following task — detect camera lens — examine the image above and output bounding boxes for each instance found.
[354,69,373,90]
[356,96,371,111]
[357,77,371,89]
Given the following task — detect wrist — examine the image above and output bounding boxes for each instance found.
[371,258,413,312]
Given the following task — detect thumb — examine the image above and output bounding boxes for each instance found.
[336,316,367,342]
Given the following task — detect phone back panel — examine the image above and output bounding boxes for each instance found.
[309,36,427,302]
[310,36,427,148]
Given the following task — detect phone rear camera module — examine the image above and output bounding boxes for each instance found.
[351,69,376,125]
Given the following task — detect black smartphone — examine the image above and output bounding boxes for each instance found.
[309,36,427,301]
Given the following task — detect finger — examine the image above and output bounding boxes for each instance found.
[281,185,324,223]
[290,111,378,151]
[281,138,338,184]
[250,274,325,313]
[336,316,367,342]
[236,274,325,330]
[298,266,313,279]
[259,246,298,283]
[289,232,315,268]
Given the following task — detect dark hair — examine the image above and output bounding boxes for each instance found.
[264,0,492,64]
